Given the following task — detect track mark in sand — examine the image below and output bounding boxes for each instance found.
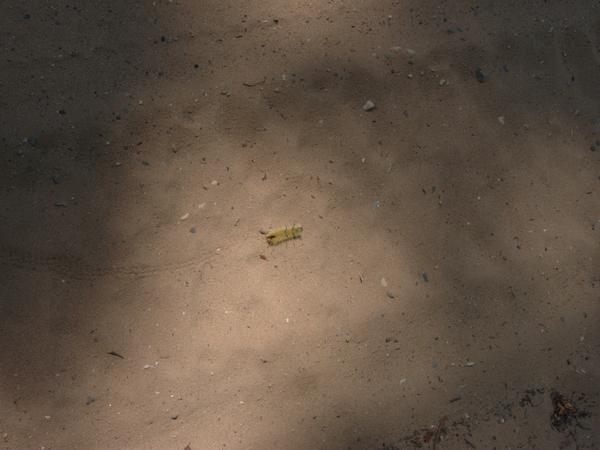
[0,246,221,280]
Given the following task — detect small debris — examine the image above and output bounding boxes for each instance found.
[465,361,476,367]
[520,388,544,407]
[54,201,67,207]
[259,229,268,235]
[475,67,488,82]
[24,136,38,146]
[446,26,463,34]
[386,291,395,299]
[439,79,447,86]
[421,272,429,283]
[243,78,265,87]
[550,390,589,431]
[180,213,190,221]
[107,351,124,359]
[380,277,388,287]
[198,203,206,209]
[259,254,267,260]
[373,200,381,208]
[85,396,96,405]
[171,415,179,420]
[189,227,197,234]
[449,396,462,403]
[363,100,376,111]
[210,180,218,186]
[464,438,476,448]
[485,408,509,426]
[184,444,192,450]
[498,116,505,125]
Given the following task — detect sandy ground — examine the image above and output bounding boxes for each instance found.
[1,0,599,449]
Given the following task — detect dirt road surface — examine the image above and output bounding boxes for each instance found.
[1,0,599,449]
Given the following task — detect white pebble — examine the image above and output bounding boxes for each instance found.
[362,100,375,111]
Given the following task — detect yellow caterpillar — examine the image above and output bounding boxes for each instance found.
[265,224,303,245]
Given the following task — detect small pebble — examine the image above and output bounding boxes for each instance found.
[422,272,429,282]
[465,361,476,367]
[180,213,190,220]
[498,116,505,125]
[362,100,376,111]
[190,227,197,234]
[210,180,218,185]
[380,277,388,287]
[475,67,488,82]
[386,291,395,299]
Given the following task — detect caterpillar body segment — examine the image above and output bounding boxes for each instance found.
[265,224,303,246]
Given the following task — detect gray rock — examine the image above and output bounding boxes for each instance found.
[362,100,375,111]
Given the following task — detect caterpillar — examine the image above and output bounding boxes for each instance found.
[265,224,303,246]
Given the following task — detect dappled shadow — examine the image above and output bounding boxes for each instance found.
[0,0,199,446]
[1,0,599,449]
